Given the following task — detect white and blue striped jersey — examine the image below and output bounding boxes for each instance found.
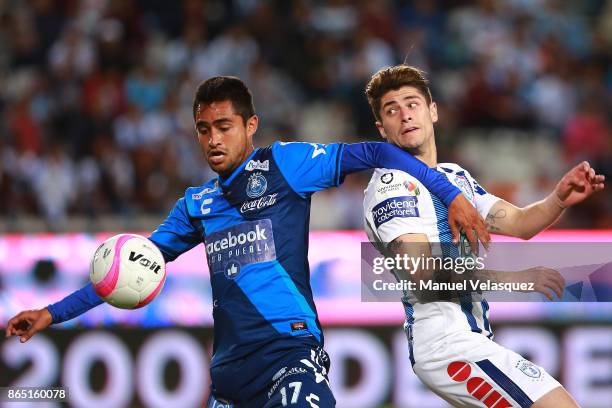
[363,163,501,349]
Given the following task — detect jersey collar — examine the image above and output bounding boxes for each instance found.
[218,148,260,187]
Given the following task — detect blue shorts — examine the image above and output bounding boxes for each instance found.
[207,338,335,407]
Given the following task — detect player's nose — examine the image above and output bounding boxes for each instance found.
[208,130,223,146]
[400,107,412,122]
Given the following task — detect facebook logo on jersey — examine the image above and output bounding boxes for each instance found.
[224,260,241,279]
[372,196,419,228]
[205,219,276,276]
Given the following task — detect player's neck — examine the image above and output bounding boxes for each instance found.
[417,149,437,168]
[409,141,437,168]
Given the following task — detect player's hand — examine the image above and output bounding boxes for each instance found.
[515,267,565,301]
[5,308,53,343]
[448,194,490,252]
[555,161,605,208]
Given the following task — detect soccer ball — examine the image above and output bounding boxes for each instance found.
[90,234,166,309]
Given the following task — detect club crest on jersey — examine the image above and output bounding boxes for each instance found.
[516,359,542,379]
[381,173,394,184]
[245,159,269,172]
[454,175,474,202]
[246,172,267,198]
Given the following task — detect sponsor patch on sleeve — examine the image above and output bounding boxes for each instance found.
[372,196,419,228]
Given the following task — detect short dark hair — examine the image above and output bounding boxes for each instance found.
[193,76,256,123]
[365,65,433,122]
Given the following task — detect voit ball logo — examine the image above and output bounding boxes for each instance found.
[246,172,267,198]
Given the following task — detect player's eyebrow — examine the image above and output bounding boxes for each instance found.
[382,95,422,109]
[195,118,233,128]
[212,118,233,126]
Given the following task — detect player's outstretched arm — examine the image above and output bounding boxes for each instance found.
[5,198,202,344]
[5,283,105,343]
[388,235,565,300]
[341,142,490,249]
[485,161,605,239]
[271,141,488,249]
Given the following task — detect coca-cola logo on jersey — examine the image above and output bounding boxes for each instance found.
[240,193,278,213]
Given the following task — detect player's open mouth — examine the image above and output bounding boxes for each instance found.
[208,151,226,165]
[402,127,419,135]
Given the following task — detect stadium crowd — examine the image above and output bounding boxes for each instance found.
[0,0,610,231]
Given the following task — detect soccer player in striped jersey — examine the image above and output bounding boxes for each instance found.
[6,76,490,407]
[363,65,604,408]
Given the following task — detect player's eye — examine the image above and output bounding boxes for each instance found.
[408,102,418,109]
[387,108,397,115]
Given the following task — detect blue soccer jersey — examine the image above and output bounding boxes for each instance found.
[150,142,344,369]
[46,140,465,404]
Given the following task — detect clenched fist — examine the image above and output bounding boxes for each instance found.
[448,194,490,253]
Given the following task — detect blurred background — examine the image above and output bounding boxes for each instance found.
[0,0,610,232]
[0,0,611,407]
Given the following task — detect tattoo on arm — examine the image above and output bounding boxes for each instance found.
[486,209,507,232]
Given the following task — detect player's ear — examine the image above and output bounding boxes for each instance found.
[429,102,438,124]
[375,121,388,140]
[246,115,258,138]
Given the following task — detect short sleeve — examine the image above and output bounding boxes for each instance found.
[271,141,343,197]
[469,176,501,219]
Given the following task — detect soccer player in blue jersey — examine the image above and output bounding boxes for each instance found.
[363,65,605,408]
[6,76,490,407]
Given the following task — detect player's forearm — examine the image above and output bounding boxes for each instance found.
[496,194,564,240]
[456,268,517,283]
[411,262,508,286]
[413,264,520,297]
[516,193,565,239]
[387,239,480,285]
[387,239,510,285]
[47,283,104,324]
[340,142,461,206]
[485,194,565,240]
